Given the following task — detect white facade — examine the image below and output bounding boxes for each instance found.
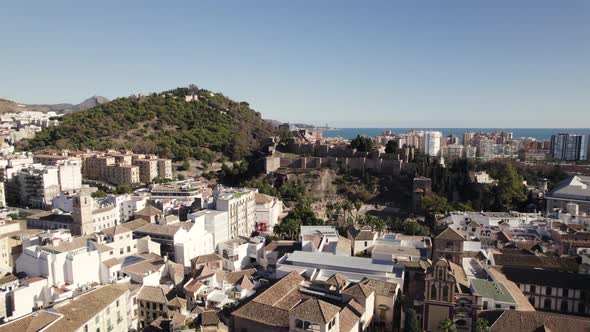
[255,193,283,233]
[56,160,82,192]
[174,219,214,270]
[214,186,257,239]
[188,210,229,248]
[424,131,442,157]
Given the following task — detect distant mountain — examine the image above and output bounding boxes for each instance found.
[0,96,110,114]
[23,86,275,161]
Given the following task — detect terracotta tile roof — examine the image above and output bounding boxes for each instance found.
[232,271,304,328]
[488,310,590,332]
[167,296,187,308]
[291,298,340,324]
[255,193,275,204]
[232,302,290,327]
[487,267,535,311]
[135,205,162,216]
[183,278,203,294]
[103,257,122,268]
[0,311,61,332]
[346,298,365,317]
[201,311,220,326]
[253,271,304,306]
[137,285,169,303]
[121,255,165,277]
[449,261,470,289]
[325,273,348,289]
[135,222,192,237]
[100,224,131,237]
[0,273,17,285]
[360,278,398,297]
[191,253,223,265]
[302,234,323,249]
[342,283,373,300]
[121,218,149,231]
[436,227,466,241]
[44,284,128,332]
[492,253,578,272]
[354,230,376,241]
[44,236,92,252]
[339,306,361,332]
[225,269,255,285]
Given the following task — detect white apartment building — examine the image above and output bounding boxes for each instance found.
[254,193,283,233]
[16,228,159,288]
[214,186,257,239]
[188,209,229,248]
[442,144,464,159]
[133,221,213,271]
[56,159,82,192]
[423,131,442,157]
[0,284,132,332]
[217,237,264,271]
[16,164,60,209]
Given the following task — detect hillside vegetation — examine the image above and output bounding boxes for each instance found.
[0,96,109,114]
[23,87,275,160]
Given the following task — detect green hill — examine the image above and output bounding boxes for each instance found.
[22,86,275,160]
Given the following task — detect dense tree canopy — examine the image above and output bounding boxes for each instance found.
[350,135,373,152]
[23,87,275,161]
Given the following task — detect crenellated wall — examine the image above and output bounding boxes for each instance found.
[264,156,406,175]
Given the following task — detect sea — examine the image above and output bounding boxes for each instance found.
[321,128,590,141]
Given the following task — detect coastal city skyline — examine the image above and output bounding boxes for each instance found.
[1,2,590,332]
[2,1,590,127]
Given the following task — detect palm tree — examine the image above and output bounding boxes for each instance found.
[342,201,352,224]
[439,319,456,332]
[325,202,334,221]
[353,200,362,223]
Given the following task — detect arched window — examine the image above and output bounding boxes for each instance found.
[544,298,552,310]
[430,284,437,300]
[442,285,450,300]
[438,269,444,279]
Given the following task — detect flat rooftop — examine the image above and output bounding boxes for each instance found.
[283,251,401,275]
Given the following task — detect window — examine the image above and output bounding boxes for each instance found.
[364,241,368,246]
[430,284,437,300]
[442,285,449,300]
[579,303,586,314]
[561,300,568,312]
[127,246,131,253]
[120,248,124,255]
[84,325,88,332]
[530,285,536,294]
[295,319,304,329]
[495,304,501,309]
[95,316,100,323]
[446,241,454,250]
[563,289,569,298]
[544,298,552,310]
[483,301,489,310]
[546,287,552,296]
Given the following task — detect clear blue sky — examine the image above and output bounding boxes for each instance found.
[1,1,589,127]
